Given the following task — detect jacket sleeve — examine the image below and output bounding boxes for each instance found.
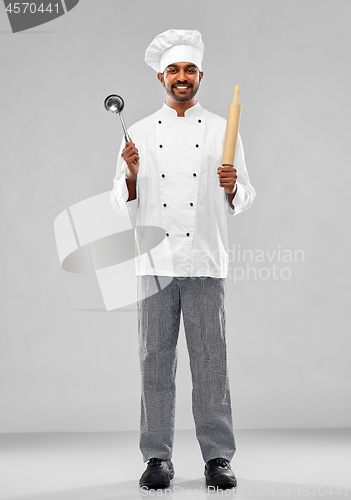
[110,137,138,217]
[225,132,256,216]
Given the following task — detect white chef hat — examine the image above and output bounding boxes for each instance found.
[145,29,204,73]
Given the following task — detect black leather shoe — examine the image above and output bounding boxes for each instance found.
[139,458,174,489]
[204,458,237,489]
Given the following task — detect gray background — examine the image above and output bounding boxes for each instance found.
[0,0,350,433]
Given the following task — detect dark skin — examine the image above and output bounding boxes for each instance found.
[122,142,139,201]
[157,62,203,117]
[122,62,237,205]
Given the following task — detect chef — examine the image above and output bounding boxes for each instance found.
[110,29,255,490]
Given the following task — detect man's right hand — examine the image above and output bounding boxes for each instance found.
[122,141,139,179]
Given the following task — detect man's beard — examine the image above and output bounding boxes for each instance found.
[165,83,200,102]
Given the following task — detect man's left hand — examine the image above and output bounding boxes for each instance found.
[217,166,237,194]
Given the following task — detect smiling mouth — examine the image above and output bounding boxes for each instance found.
[173,85,191,90]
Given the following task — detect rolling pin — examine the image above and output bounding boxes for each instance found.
[222,85,241,167]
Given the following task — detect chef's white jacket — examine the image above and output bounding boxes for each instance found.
[110,102,255,278]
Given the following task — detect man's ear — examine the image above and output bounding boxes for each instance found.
[199,71,204,82]
[157,72,165,87]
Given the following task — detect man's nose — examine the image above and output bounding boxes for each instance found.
[177,70,187,81]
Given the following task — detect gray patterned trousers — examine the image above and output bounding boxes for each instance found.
[137,275,236,463]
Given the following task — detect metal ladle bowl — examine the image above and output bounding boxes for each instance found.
[104,94,131,142]
[104,94,124,114]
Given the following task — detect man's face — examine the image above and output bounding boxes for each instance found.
[158,62,203,102]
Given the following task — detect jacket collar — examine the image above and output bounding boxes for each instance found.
[161,101,204,118]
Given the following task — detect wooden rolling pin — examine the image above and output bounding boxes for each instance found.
[222,85,241,167]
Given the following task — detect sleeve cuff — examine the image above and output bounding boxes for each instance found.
[232,182,245,210]
[225,182,244,216]
[111,169,138,217]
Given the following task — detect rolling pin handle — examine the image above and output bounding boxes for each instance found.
[233,84,240,104]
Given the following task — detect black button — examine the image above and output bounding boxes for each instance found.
[162,174,165,178]
[158,120,162,124]
[159,145,163,148]
[186,233,190,236]
[196,144,199,148]
[198,119,201,123]
[163,203,167,207]
[166,232,169,237]
[193,173,197,177]
[190,203,193,206]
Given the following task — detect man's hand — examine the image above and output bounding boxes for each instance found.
[122,141,140,179]
[217,166,237,194]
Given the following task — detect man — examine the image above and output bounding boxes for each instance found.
[111,29,255,490]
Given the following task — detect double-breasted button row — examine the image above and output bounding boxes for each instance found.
[158,144,200,149]
[162,202,194,207]
[164,232,191,237]
[157,119,201,123]
[159,144,199,148]
[161,173,197,178]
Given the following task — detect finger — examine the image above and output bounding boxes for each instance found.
[219,170,237,177]
[220,180,236,187]
[220,178,236,184]
[123,149,139,160]
[122,141,137,151]
[219,168,237,175]
[219,172,237,179]
[122,145,138,156]
[219,176,237,184]
[126,153,139,163]
[124,149,139,158]
[220,167,237,175]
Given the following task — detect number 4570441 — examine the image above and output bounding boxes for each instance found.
[6,3,60,14]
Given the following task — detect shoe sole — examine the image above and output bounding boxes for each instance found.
[139,469,174,489]
[205,477,237,489]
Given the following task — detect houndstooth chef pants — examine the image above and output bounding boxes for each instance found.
[137,275,236,463]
